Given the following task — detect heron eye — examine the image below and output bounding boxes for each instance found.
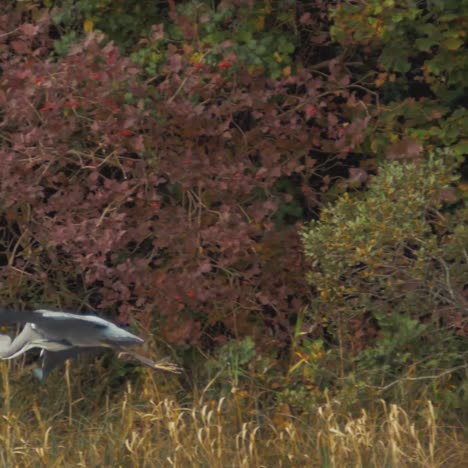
[93,323,108,330]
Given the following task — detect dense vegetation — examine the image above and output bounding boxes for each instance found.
[0,0,466,464]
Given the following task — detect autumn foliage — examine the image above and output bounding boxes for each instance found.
[0,0,466,426]
[0,4,372,350]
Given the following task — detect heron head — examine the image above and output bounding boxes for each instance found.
[96,321,144,347]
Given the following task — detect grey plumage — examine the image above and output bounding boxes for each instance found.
[0,308,181,379]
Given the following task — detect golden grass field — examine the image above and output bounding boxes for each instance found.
[1,359,467,468]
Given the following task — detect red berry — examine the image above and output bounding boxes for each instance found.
[40,102,55,113]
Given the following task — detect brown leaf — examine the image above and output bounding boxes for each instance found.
[349,167,368,185]
[385,138,423,160]
[299,12,312,25]
[436,187,459,204]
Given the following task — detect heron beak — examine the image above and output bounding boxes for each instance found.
[118,335,144,346]
[101,334,144,347]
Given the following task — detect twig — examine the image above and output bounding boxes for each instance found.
[0,28,19,39]
[365,364,468,391]
[167,76,188,103]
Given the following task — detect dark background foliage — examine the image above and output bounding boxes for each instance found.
[0,0,466,415]
[0,1,371,348]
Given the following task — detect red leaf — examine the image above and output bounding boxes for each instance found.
[305,105,317,118]
[40,102,56,113]
[186,290,197,299]
[217,60,232,69]
[11,40,29,54]
[105,47,119,66]
[19,23,39,37]
[64,101,79,109]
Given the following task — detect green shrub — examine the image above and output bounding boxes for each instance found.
[330,0,468,159]
[300,154,467,412]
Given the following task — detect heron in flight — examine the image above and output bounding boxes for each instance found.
[0,308,180,380]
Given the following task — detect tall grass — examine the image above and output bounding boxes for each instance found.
[0,361,466,467]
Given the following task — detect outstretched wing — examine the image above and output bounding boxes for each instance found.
[0,308,105,328]
[38,347,103,380]
[0,308,43,325]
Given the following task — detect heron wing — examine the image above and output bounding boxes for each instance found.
[40,347,103,380]
[0,309,144,348]
[0,309,110,343]
[0,308,105,328]
[0,308,43,325]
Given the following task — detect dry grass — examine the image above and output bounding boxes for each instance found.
[0,361,467,467]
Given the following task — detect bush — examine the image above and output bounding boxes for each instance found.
[300,154,467,412]
[0,4,372,352]
[330,0,468,160]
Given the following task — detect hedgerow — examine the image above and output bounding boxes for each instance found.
[0,0,466,418]
[0,3,371,353]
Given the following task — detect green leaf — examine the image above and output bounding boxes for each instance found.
[443,37,463,50]
[415,37,437,52]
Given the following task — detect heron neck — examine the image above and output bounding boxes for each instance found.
[0,324,37,359]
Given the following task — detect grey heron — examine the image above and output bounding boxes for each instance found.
[0,308,181,380]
